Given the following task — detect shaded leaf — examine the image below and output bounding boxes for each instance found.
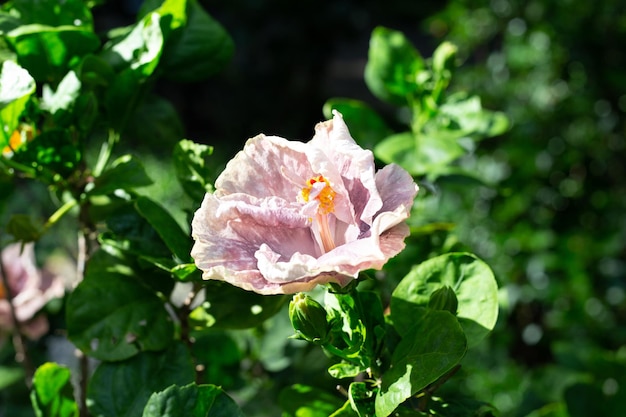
[87,344,195,417]
[66,264,174,361]
[142,383,245,417]
[90,155,153,196]
[135,195,191,262]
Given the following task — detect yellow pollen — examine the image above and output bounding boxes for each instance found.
[301,175,337,253]
[301,175,336,214]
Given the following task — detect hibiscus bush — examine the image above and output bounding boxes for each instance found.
[0,1,512,416]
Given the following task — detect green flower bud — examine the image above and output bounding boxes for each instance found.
[428,285,459,315]
[432,41,458,74]
[289,293,330,344]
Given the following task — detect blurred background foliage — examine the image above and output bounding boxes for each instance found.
[1,0,624,416]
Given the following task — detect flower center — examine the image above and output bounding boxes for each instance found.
[301,175,337,253]
[301,175,336,214]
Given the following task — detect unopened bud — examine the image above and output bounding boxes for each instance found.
[288,293,330,344]
[428,286,458,315]
[432,41,458,74]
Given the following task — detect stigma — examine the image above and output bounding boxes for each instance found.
[301,175,337,253]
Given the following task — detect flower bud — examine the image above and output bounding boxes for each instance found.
[428,285,458,315]
[288,293,329,344]
[432,41,458,74]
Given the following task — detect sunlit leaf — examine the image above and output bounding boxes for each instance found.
[364,26,424,105]
[6,24,100,82]
[41,70,81,114]
[391,252,498,347]
[375,310,466,417]
[0,60,35,148]
[279,384,345,417]
[173,139,214,202]
[30,363,78,417]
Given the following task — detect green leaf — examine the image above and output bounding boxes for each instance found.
[123,95,184,147]
[322,99,393,151]
[87,344,195,417]
[279,384,345,417]
[9,0,94,28]
[391,253,498,347]
[104,12,163,77]
[11,128,82,179]
[90,155,153,196]
[0,366,24,390]
[159,0,234,82]
[364,26,424,105]
[30,363,79,417]
[6,24,100,82]
[375,310,466,417]
[135,195,191,262]
[66,264,174,361]
[349,382,376,417]
[173,139,214,202]
[438,94,509,139]
[142,383,245,417]
[41,70,81,114]
[0,60,35,148]
[374,130,466,177]
[190,281,286,329]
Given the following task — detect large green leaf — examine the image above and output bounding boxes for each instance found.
[391,253,498,347]
[159,0,234,82]
[66,264,174,361]
[0,60,35,147]
[6,24,100,82]
[87,344,195,417]
[135,195,191,262]
[189,281,286,329]
[364,26,424,105]
[30,363,79,417]
[375,310,466,417]
[142,383,245,417]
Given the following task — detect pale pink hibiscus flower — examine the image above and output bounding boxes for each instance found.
[0,243,65,340]
[191,111,418,295]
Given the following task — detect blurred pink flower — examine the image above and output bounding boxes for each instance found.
[191,111,418,294]
[0,243,64,340]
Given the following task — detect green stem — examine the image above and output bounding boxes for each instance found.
[42,198,78,233]
[93,129,119,177]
